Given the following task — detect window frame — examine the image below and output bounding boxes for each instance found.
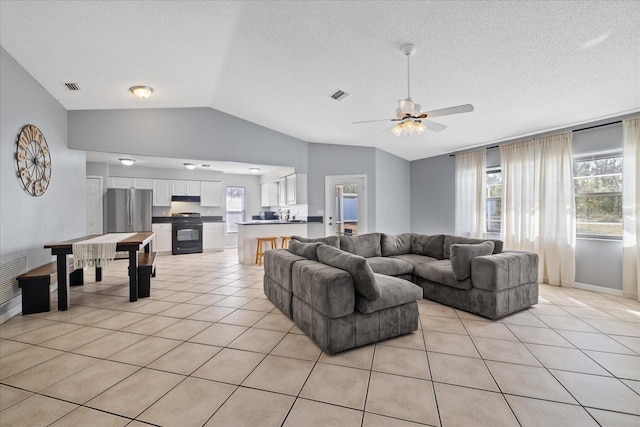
[485,166,502,234]
[225,186,246,234]
[573,151,623,240]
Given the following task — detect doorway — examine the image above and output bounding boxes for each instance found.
[325,175,367,236]
[86,176,103,235]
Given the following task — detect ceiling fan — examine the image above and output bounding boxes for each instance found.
[353,43,474,136]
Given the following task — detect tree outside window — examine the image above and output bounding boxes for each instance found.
[573,155,622,238]
[486,168,502,233]
[226,187,245,233]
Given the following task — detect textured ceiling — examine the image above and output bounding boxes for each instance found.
[1,1,638,161]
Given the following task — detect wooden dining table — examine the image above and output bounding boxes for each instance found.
[44,231,154,311]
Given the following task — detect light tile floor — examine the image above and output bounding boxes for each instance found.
[1,250,639,426]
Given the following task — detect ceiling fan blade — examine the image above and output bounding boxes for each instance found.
[352,118,394,124]
[423,104,474,118]
[421,119,447,132]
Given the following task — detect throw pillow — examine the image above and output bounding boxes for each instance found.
[450,241,495,280]
[288,240,323,261]
[380,233,412,256]
[339,233,382,258]
[443,235,503,258]
[291,235,340,248]
[317,245,381,301]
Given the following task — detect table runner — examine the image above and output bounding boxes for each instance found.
[72,233,137,269]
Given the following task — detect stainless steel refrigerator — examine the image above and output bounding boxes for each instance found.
[105,188,152,232]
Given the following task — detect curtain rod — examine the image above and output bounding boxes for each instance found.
[449,120,623,158]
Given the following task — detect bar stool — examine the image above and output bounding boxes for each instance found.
[281,236,291,248]
[255,237,278,266]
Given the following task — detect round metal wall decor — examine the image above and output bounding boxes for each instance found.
[16,124,52,196]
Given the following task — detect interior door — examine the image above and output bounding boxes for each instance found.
[325,175,367,236]
[86,176,103,235]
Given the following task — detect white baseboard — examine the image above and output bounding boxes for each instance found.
[0,295,23,324]
[573,281,623,297]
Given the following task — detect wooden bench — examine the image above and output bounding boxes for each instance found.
[137,252,157,298]
[16,259,84,315]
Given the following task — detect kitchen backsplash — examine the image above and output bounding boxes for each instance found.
[152,201,224,217]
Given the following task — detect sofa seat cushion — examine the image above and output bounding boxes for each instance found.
[414,260,472,290]
[443,235,503,259]
[292,260,355,318]
[450,241,495,280]
[340,233,382,258]
[390,254,438,269]
[292,235,340,248]
[356,274,423,314]
[317,245,381,301]
[366,257,414,277]
[380,233,412,256]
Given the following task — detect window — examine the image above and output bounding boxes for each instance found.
[226,187,245,233]
[573,155,623,239]
[486,167,502,233]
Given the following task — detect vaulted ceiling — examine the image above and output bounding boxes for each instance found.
[1,1,638,161]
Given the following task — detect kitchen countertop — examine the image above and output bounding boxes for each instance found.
[152,216,225,223]
[237,220,307,225]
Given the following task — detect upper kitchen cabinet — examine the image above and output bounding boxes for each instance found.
[109,177,153,189]
[172,180,200,196]
[285,173,307,205]
[201,181,222,206]
[260,182,278,207]
[278,177,286,206]
[153,179,172,206]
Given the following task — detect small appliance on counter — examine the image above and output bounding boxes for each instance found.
[260,211,278,220]
[172,212,203,255]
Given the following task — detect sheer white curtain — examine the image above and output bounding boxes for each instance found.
[500,132,575,286]
[622,117,640,300]
[455,150,486,238]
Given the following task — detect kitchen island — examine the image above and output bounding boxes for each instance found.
[237,221,307,264]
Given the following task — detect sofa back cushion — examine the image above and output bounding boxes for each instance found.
[317,245,381,301]
[288,240,323,261]
[291,235,340,248]
[411,234,445,259]
[339,233,382,258]
[380,233,412,256]
[443,235,503,259]
[450,241,495,280]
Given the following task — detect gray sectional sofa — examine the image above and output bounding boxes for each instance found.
[263,232,538,354]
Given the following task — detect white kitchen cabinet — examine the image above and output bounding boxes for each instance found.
[203,222,224,251]
[260,182,278,207]
[153,179,172,206]
[200,181,222,206]
[285,173,307,205]
[133,178,153,189]
[186,180,201,196]
[152,223,172,253]
[278,178,286,206]
[109,177,133,188]
[172,180,201,196]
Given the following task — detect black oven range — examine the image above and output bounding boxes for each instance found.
[171,212,203,255]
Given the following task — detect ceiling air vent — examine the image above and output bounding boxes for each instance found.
[330,89,349,101]
[63,82,80,91]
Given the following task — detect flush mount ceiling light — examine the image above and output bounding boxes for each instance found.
[119,158,135,166]
[183,163,196,170]
[249,168,261,174]
[129,85,153,99]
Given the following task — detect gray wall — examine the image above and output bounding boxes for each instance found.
[69,108,309,173]
[410,119,632,291]
[410,154,456,235]
[375,149,411,234]
[307,143,377,236]
[1,47,86,316]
